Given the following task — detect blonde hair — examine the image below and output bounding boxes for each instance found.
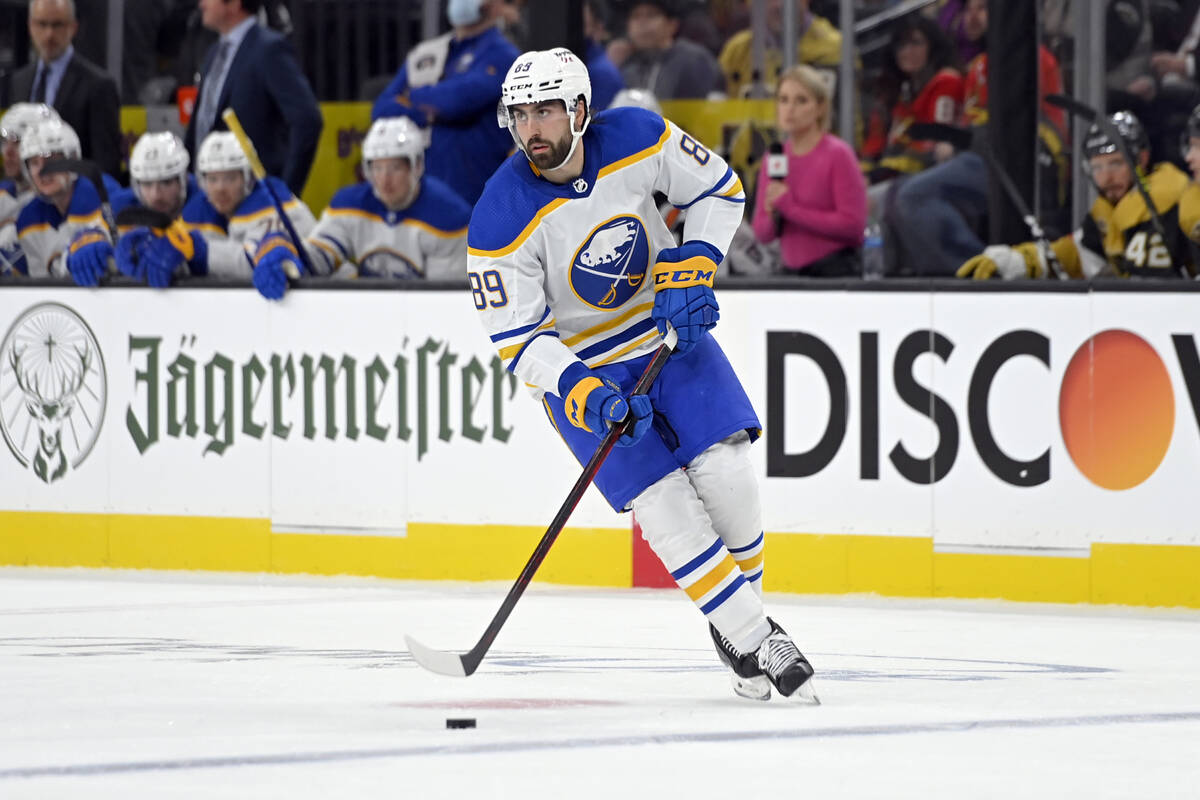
[776,65,832,132]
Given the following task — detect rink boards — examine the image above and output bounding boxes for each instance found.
[1,283,1197,607]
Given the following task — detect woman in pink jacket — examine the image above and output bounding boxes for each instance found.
[752,65,868,277]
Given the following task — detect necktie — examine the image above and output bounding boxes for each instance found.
[31,63,46,103]
[195,41,231,145]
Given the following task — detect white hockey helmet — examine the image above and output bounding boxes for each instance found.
[196,131,253,186]
[609,88,663,115]
[19,118,81,188]
[499,48,592,170]
[362,116,426,208]
[130,131,190,205]
[0,103,59,143]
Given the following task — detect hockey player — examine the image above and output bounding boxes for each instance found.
[136,131,315,287]
[957,111,1192,279]
[250,116,470,300]
[469,49,816,701]
[14,118,112,283]
[112,131,200,284]
[1,104,59,275]
[1177,106,1200,261]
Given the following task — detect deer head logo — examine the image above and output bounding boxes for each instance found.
[1,303,106,484]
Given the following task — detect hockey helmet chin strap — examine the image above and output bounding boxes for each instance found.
[511,97,590,173]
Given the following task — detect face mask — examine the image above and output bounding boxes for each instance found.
[447,0,484,27]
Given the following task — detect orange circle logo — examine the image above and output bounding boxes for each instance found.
[1059,330,1173,491]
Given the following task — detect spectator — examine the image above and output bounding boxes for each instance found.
[250,116,471,300]
[14,118,112,283]
[861,14,963,183]
[584,0,625,110]
[9,0,121,178]
[885,12,1070,277]
[751,65,866,276]
[718,0,842,99]
[936,0,986,68]
[372,0,518,206]
[184,0,323,198]
[957,111,1192,280]
[619,0,723,100]
[156,131,315,283]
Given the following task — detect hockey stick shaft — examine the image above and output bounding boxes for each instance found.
[1045,94,1187,278]
[221,108,314,278]
[407,329,678,677]
[907,122,1065,278]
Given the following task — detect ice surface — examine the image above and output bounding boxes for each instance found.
[0,567,1197,799]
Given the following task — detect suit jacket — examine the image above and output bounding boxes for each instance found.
[10,52,122,178]
[184,23,323,197]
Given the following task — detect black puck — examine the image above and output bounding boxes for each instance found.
[446,718,476,729]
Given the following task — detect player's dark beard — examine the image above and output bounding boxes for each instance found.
[526,131,572,170]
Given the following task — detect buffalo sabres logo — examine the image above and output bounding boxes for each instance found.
[569,215,649,309]
[359,249,421,279]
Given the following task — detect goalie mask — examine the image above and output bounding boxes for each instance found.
[498,48,592,172]
[129,131,190,211]
[362,116,426,209]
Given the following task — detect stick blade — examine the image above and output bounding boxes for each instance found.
[405,634,471,677]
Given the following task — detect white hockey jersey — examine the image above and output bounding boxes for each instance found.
[180,176,316,279]
[466,106,745,396]
[14,176,109,277]
[302,176,470,280]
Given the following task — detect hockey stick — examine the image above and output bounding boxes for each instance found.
[1045,94,1188,278]
[908,122,1066,279]
[406,328,679,677]
[220,108,313,278]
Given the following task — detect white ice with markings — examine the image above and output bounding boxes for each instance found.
[1,567,1197,798]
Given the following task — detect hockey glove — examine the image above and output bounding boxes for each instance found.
[65,227,113,287]
[559,363,653,447]
[252,232,305,301]
[141,223,207,288]
[651,243,720,356]
[956,242,1043,280]
[115,226,154,281]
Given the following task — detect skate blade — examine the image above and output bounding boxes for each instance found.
[732,673,771,702]
[793,678,821,705]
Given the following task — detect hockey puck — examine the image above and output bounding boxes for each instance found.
[446,718,476,729]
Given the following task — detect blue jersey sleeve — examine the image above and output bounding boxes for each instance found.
[409,33,517,123]
[371,64,427,125]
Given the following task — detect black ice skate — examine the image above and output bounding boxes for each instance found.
[754,617,819,703]
[709,623,771,701]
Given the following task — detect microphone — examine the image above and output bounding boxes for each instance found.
[766,142,788,180]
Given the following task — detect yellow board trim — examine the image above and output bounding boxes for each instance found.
[1,512,1197,609]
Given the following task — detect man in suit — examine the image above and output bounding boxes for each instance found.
[184,0,323,197]
[9,0,121,178]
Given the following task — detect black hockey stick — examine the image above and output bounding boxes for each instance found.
[908,122,1066,279]
[114,206,174,229]
[1045,94,1188,278]
[406,328,679,677]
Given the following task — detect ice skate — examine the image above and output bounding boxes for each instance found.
[754,618,819,704]
[709,623,771,701]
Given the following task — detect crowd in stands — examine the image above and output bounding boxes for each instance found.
[4,0,1200,288]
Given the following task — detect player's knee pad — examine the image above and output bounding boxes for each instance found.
[631,468,718,571]
[685,431,762,551]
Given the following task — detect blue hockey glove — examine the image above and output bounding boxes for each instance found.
[115,226,154,281]
[650,242,720,356]
[65,228,112,287]
[141,223,206,288]
[252,233,305,301]
[559,363,653,447]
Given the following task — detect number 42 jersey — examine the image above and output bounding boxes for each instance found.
[466,106,746,397]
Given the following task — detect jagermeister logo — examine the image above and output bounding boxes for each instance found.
[124,335,518,459]
[0,302,107,483]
